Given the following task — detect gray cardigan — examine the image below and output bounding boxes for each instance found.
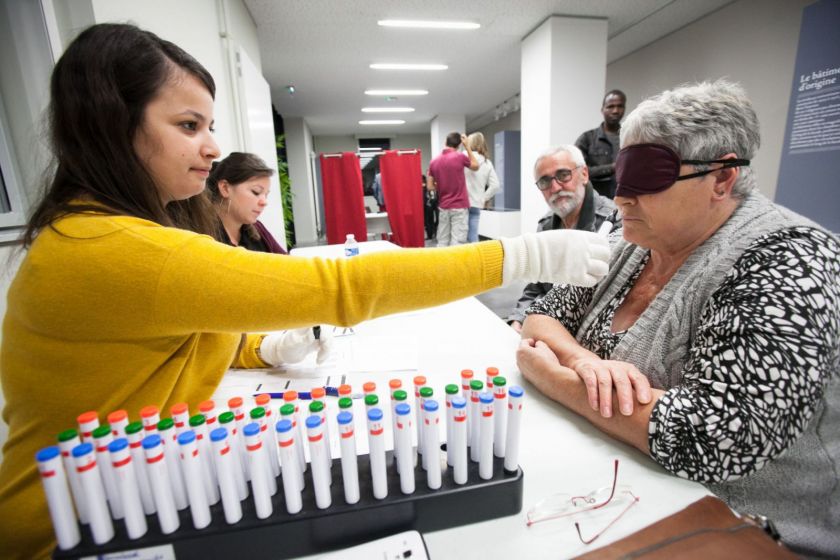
[577,192,839,557]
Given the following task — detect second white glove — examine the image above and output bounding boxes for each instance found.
[500,229,610,287]
[259,327,334,366]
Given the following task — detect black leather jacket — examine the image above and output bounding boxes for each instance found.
[575,124,620,198]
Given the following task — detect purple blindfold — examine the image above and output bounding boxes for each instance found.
[615,143,749,197]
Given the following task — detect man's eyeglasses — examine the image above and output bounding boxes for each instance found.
[526,459,639,544]
[535,166,581,191]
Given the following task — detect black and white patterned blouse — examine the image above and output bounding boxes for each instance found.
[526,226,840,483]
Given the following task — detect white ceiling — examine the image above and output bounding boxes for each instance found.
[245,0,733,136]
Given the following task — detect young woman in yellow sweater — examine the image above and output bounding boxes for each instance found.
[0,24,610,558]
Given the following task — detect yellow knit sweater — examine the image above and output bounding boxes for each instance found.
[0,212,503,558]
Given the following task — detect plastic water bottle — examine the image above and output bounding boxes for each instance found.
[344,234,359,257]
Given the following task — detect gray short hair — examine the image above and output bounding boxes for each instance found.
[620,80,760,198]
[533,145,585,178]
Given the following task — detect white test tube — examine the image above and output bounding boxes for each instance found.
[504,386,525,473]
[171,402,191,436]
[57,429,89,524]
[366,408,388,500]
[311,389,332,462]
[157,421,189,511]
[413,376,426,460]
[423,400,442,490]
[388,379,402,438]
[199,400,218,429]
[227,396,251,481]
[460,369,474,399]
[255,395,283,470]
[251,407,280,481]
[308,403,332,485]
[72,443,114,544]
[418,387,434,470]
[393,403,415,494]
[243,422,274,519]
[486,366,498,390]
[76,411,99,444]
[37,446,81,550]
[142,435,180,535]
[124,423,156,515]
[279,404,305,490]
[335,411,360,504]
[107,410,129,440]
[92,426,124,519]
[274,420,303,514]
[139,405,160,436]
[177,431,211,529]
[492,376,508,458]
[306,415,332,509]
[444,385,459,467]
[108,438,148,540]
[478,392,495,480]
[210,427,244,524]
[283,393,308,474]
[469,380,483,462]
[218,413,249,501]
[450,397,468,484]
[189,415,221,505]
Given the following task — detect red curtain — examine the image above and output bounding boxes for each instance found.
[380,150,424,248]
[320,152,367,245]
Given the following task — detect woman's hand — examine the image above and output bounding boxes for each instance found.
[516,338,579,398]
[569,357,652,418]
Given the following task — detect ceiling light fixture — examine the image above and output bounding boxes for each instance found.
[362,107,415,113]
[359,119,406,125]
[378,19,480,30]
[365,89,429,96]
[370,63,448,71]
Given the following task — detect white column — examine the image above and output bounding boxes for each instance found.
[520,16,608,233]
[430,114,466,164]
[284,116,318,245]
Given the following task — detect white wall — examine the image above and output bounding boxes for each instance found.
[285,116,318,244]
[90,0,263,158]
[607,0,812,200]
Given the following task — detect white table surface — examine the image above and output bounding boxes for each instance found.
[216,241,710,559]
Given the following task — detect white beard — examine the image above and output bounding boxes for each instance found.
[548,187,584,219]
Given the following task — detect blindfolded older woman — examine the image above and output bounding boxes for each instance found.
[518,80,839,557]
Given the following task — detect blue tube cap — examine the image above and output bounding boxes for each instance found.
[451,396,467,409]
[305,415,321,429]
[423,400,439,412]
[108,438,129,453]
[142,434,162,450]
[243,422,260,437]
[36,446,60,462]
[509,385,525,398]
[210,427,228,442]
[336,411,353,425]
[177,431,196,445]
[276,419,293,433]
[367,407,383,422]
[72,442,94,458]
[395,403,410,416]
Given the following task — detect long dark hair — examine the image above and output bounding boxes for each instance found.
[206,152,274,242]
[23,23,219,247]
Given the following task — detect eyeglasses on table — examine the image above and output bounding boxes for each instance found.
[526,459,640,544]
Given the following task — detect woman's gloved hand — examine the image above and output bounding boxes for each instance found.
[259,327,334,366]
[500,230,610,287]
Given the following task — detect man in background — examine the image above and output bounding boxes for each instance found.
[575,90,626,198]
[427,132,479,246]
[507,145,620,331]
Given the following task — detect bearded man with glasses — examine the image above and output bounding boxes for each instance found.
[517,80,839,558]
[507,145,620,332]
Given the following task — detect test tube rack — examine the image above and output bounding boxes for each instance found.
[53,451,523,559]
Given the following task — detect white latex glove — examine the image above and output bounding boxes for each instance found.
[500,229,610,287]
[259,327,334,366]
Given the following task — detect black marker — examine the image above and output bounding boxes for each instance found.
[313,326,321,340]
